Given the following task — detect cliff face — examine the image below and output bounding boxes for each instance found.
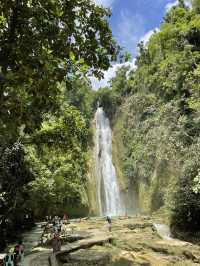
[110,95,184,217]
[86,119,100,216]
[86,153,99,216]
[112,108,139,215]
[87,98,181,218]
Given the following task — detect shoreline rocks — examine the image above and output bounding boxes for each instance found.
[24,216,200,266]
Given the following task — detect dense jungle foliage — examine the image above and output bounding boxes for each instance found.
[0,0,119,250]
[104,0,200,236]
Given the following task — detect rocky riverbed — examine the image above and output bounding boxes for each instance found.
[25,216,200,266]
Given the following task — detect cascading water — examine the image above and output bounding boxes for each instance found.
[95,107,124,216]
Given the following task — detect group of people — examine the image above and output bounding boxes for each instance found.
[42,214,69,253]
[50,215,112,254]
[3,241,24,266]
[1,214,112,265]
[52,216,63,234]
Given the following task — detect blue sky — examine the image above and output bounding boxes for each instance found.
[91,0,191,89]
[110,0,167,56]
[95,0,186,56]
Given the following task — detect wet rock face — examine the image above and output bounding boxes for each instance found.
[111,256,151,266]
[61,249,111,266]
[63,234,88,243]
[127,223,153,231]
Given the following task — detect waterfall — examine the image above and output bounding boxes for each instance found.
[95,107,124,216]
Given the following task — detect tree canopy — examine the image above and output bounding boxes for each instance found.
[0,0,119,136]
[0,0,119,250]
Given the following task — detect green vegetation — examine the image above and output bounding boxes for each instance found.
[1,0,200,252]
[94,65,130,119]
[0,0,119,250]
[103,1,200,236]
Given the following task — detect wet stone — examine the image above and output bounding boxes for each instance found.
[60,249,111,266]
[127,223,153,231]
[63,232,91,243]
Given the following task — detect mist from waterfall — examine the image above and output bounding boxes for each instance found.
[95,107,124,216]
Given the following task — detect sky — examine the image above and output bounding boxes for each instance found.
[91,0,191,89]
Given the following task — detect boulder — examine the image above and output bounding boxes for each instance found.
[127,223,153,231]
[62,249,111,266]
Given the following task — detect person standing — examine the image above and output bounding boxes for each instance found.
[18,240,24,262]
[14,240,24,266]
[63,213,69,222]
[52,234,61,253]
[106,216,112,232]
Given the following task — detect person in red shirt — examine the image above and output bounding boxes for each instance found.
[63,213,69,222]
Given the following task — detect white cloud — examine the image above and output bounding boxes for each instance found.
[165,0,178,11]
[139,28,159,46]
[90,26,161,91]
[165,0,192,11]
[90,59,136,90]
[93,0,114,7]
[116,10,146,56]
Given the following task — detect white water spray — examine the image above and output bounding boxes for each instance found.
[95,107,124,216]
